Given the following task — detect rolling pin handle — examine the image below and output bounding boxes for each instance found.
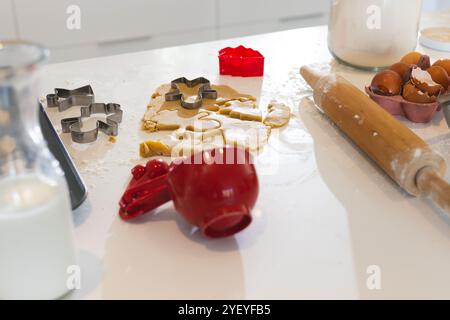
[417,167,450,213]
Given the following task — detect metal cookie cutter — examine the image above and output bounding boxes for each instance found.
[439,93,450,128]
[61,103,123,143]
[165,77,218,109]
[47,85,95,112]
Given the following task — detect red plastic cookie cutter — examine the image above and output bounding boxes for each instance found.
[218,45,264,77]
[118,147,259,238]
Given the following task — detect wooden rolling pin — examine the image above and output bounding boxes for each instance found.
[300,66,450,213]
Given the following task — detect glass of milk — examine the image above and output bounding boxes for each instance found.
[0,41,77,299]
[328,0,423,70]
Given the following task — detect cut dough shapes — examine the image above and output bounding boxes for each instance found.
[139,81,289,158]
[142,84,256,132]
[263,101,291,128]
[139,140,171,157]
[218,100,262,122]
[150,109,220,132]
[204,96,256,112]
[140,128,225,158]
[140,117,270,157]
[220,117,270,151]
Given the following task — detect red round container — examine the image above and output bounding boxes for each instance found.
[119,147,259,238]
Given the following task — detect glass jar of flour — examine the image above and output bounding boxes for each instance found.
[328,0,423,70]
[0,41,77,299]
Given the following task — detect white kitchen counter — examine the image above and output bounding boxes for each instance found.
[40,25,450,299]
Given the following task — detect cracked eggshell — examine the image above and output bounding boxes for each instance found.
[410,67,444,96]
[402,81,437,104]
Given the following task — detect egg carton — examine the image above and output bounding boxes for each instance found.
[365,87,444,123]
[366,54,450,123]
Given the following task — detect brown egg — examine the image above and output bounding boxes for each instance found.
[402,82,436,104]
[400,51,423,65]
[389,62,413,83]
[427,65,449,89]
[410,67,444,96]
[370,70,402,96]
[432,59,450,78]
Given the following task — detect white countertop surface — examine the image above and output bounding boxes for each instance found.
[40,24,450,299]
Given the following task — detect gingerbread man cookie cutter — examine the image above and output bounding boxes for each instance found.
[164,77,218,110]
[46,85,95,112]
[61,103,123,144]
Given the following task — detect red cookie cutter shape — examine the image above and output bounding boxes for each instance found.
[219,45,264,77]
[119,147,259,238]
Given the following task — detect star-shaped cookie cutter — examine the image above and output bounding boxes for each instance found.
[164,77,218,109]
[61,103,123,144]
[47,85,95,112]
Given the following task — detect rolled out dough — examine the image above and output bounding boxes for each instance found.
[140,81,289,158]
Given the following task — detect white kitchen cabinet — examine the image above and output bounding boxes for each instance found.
[49,29,216,62]
[14,0,216,48]
[218,12,329,39]
[0,0,17,39]
[1,0,447,63]
[6,0,331,62]
[218,0,330,26]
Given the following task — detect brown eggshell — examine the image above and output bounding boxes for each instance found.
[427,65,450,89]
[410,67,444,96]
[417,55,431,70]
[432,59,450,76]
[389,62,413,83]
[370,70,403,96]
[402,81,437,104]
[400,52,431,70]
[400,51,422,65]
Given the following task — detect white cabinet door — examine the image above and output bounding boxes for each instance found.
[218,0,330,26]
[0,0,17,39]
[49,29,216,63]
[218,14,329,40]
[14,0,216,48]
